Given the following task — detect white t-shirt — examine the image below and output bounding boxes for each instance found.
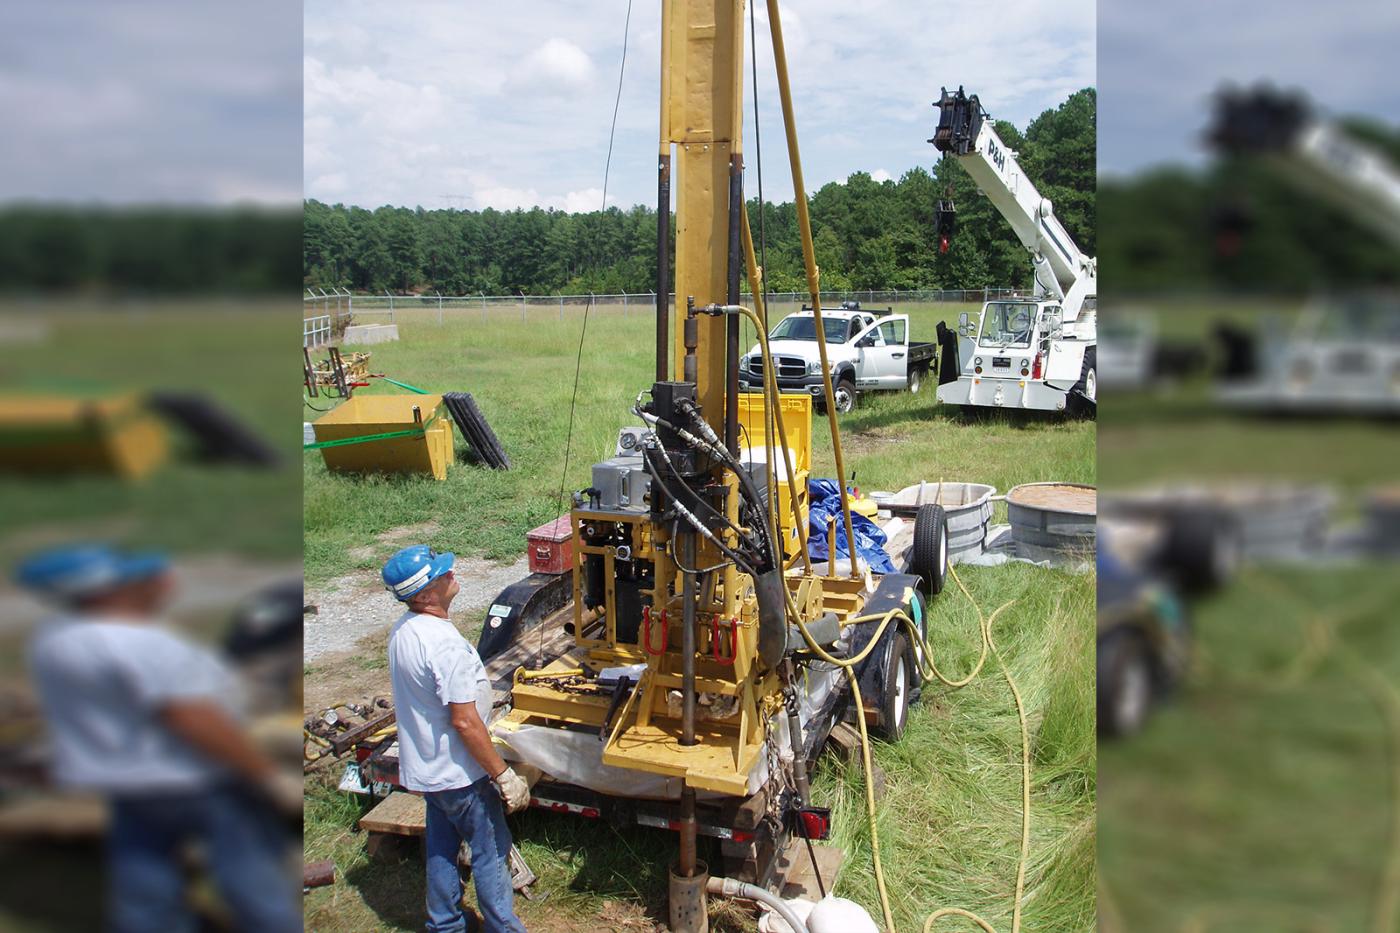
[27,615,240,794]
[387,610,494,792]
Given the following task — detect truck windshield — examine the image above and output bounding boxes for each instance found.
[979,302,1036,347]
[769,315,850,344]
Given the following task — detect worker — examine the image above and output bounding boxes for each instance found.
[17,544,302,933]
[382,544,530,933]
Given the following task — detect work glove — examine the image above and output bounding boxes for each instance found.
[492,766,530,814]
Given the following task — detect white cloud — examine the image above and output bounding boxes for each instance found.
[2,0,301,203]
[871,169,893,183]
[303,0,1095,210]
[561,188,610,213]
[517,38,595,89]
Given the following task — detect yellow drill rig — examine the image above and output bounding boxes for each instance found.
[491,3,951,928]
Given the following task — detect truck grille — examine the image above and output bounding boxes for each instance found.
[750,355,808,379]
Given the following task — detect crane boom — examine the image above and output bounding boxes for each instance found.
[932,87,1097,320]
[1210,87,1400,249]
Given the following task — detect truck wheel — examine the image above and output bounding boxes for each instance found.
[911,504,949,595]
[1098,628,1154,737]
[907,366,924,394]
[876,632,913,740]
[833,377,857,414]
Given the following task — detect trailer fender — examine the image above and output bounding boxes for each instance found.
[845,573,924,721]
[476,572,572,662]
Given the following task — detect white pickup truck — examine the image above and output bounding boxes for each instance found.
[737,304,937,413]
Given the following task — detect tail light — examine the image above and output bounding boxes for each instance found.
[939,234,950,254]
[1031,353,1043,380]
[795,806,832,841]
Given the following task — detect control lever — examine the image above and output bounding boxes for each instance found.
[598,675,632,741]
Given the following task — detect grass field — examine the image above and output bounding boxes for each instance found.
[1098,562,1400,931]
[1,303,303,561]
[304,301,1093,583]
[303,301,1096,930]
[1099,295,1400,930]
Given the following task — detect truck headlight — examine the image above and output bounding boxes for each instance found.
[808,360,823,375]
[738,356,750,372]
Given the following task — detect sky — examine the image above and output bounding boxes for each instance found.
[1099,0,1400,177]
[304,0,1095,212]
[0,0,302,204]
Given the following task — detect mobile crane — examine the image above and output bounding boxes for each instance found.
[930,87,1099,415]
[482,4,950,930]
[1207,86,1400,415]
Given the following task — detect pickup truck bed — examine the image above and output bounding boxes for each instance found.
[907,341,937,367]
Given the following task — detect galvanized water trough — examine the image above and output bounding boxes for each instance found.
[1103,483,1333,559]
[876,481,997,562]
[1007,482,1097,561]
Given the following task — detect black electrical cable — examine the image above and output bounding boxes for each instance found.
[545,0,633,671]
[555,0,634,519]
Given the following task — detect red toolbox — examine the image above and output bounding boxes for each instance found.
[526,516,574,575]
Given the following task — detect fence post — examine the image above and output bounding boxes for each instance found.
[480,292,486,319]
[558,293,564,321]
[520,292,526,323]
[622,290,628,318]
[436,291,443,325]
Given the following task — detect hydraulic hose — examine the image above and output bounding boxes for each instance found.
[707,875,811,933]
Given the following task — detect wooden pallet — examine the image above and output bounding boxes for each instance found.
[359,789,426,836]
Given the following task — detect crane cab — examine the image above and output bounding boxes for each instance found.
[938,298,1095,411]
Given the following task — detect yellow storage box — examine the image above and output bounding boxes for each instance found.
[312,394,453,480]
[0,394,169,479]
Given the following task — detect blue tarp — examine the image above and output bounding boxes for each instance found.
[807,478,896,574]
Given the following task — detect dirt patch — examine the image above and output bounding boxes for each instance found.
[1008,482,1097,514]
[346,520,443,562]
[303,552,529,663]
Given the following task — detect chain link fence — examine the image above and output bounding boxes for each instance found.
[304,286,1019,347]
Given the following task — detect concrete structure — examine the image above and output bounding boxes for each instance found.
[342,324,400,346]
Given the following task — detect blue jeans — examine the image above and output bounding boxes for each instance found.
[107,784,299,933]
[424,778,526,933]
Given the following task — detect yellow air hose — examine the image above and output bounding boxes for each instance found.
[1098,574,1400,933]
[728,298,1034,931]
[782,566,1028,933]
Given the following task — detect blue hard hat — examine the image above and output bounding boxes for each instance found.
[382,545,454,601]
[15,544,169,602]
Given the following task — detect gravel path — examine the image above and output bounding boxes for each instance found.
[303,555,531,663]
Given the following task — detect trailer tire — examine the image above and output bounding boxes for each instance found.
[911,504,949,596]
[1098,627,1154,738]
[1161,509,1241,594]
[876,632,914,740]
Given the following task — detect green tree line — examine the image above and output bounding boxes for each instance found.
[305,88,1096,295]
[1100,116,1400,293]
[0,205,301,293]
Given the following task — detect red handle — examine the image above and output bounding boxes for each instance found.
[642,607,669,656]
[711,617,737,666]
